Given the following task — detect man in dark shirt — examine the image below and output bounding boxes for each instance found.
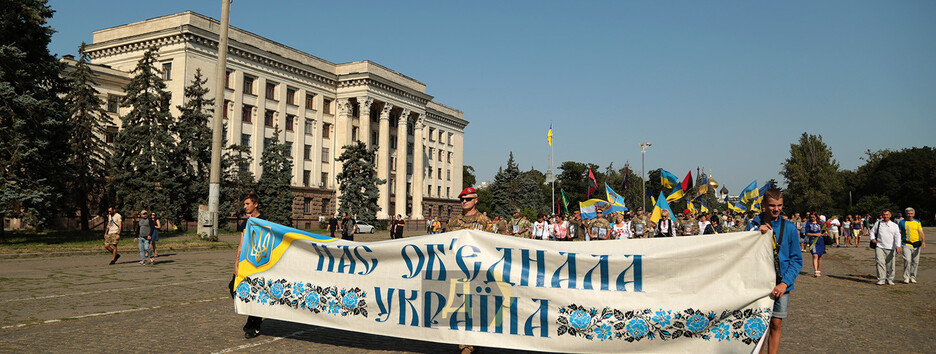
[234,192,266,339]
[328,214,339,237]
[341,213,356,241]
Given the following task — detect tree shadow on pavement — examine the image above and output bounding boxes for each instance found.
[260,320,540,353]
[827,273,876,284]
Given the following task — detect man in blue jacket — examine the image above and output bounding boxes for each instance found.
[746,188,803,354]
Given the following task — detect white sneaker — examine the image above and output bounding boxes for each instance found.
[902,279,910,284]
[887,280,895,285]
[910,279,917,284]
[876,280,886,285]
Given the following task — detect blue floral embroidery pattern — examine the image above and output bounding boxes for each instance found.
[235,277,367,318]
[557,305,770,345]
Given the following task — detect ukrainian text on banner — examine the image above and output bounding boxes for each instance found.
[234,218,775,353]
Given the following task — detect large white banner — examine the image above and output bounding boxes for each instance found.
[234,218,774,353]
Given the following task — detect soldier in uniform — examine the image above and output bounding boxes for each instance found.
[447,187,492,232]
[588,208,612,240]
[507,209,531,238]
[495,216,509,235]
[568,210,584,241]
[678,209,700,236]
[631,207,650,239]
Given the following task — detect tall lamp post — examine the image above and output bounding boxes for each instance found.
[639,142,652,211]
[205,0,231,241]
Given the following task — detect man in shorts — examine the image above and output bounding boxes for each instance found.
[104,207,122,265]
[746,189,803,354]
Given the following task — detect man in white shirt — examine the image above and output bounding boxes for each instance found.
[828,216,841,247]
[869,210,902,285]
[104,207,122,265]
[532,215,547,240]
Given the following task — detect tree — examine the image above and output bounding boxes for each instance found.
[853,147,936,221]
[256,128,294,225]
[780,133,840,213]
[110,46,176,219]
[335,141,384,223]
[556,161,602,208]
[463,165,476,189]
[0,0,71,233]
[489,153,521,217]
[172,69,213,221]
[219,143,256,230]
[63,43,113,230]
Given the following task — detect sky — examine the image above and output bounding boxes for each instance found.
[47,0,936,195]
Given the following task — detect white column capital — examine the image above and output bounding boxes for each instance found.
[358,96,373,111]
[398,108,411,124]
[337,98,352,115]
[380,102,394,118]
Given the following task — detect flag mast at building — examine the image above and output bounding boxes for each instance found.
[546,122,555,215]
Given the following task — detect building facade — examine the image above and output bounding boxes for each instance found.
[83,11,466,224]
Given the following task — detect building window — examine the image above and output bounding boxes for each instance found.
[352,126,359,142]
[106,95,120,113]
[390,136,396,149]
[323,99,332,114]
[303,144,311,160]
[242,105,253,123]
[429,128,435,141]
[321,198,330,213]
[222,100,230,119]
[439,131,444,142]
[225,70,233,89]
[105,126,118,144]
[438,151,443,161]
[437,186,442,197]
[263,138,272,151]
[284,142,293,158]
[303,198,312,214]
[266,82,276,100]
[286,88,296,105]
[161,62,172,81]
[428,148,433,159]
[322,123,331,139]
[243,76,255,95]
[303,170,310,187]
[407,124,413,136]
[285,115,295,131]
[438,168,442,179]
[305,93,315,109]
[264,110,275,127]
[305,120,314,135]
[448,133,453,145]
[371,132,378,146]
[447,152,452,163]
[428,185,432,197]
[321,147,329,163]
[447,188,451,198]
[407,162,413,175]
[407,182,411,196]
[391,157,396,171]
[241,133,250,147]
[407,143,413,155]
[390,179,395,195]
[320,172,328,188]
[446,169,451,181]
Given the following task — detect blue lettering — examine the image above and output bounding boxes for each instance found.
[484,247,514,286]
[401,244,424,279]
[311,243,336,272]
[615,255,643,292]
[524,298,549,337]
[455,245,482,282]
[583,255,609,291]
[550,252,577,289]
[374,286,394,323]
[520,249,546,287]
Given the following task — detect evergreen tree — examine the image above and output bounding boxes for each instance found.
[489,152,521,217]
[220,143,256,229]
[172,68,214,221]
[780,133,840,213]
[462,165,476,189]
[256,128,293,225]
[516,169,545,213]
[0,0,71,232]
[64,42,113,230]
[110,46,176,218]
[335,141,384,223]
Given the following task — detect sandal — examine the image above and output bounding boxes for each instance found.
[814,271,821,277]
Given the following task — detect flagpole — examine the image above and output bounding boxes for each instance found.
[550,121,555,216]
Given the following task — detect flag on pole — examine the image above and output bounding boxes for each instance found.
[700,200,709,214]
[687,201,697,214]
[681,171,693,191]
[666,186,685,203]
[660,169,679,190]
[579,199,610,219]
[560,189,570,214]
[739,180,759,204]
[622,168,629,190]
[585,169,599,199]
[730,202,748,213]
[547,123,553,146]
[605,183,629,214]
[650,191,677,223]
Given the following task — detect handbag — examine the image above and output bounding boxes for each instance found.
[823,235,834,246]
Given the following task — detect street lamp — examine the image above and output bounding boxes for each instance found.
[639,142,652,211]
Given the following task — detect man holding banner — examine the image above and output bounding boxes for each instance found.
[234,192,266,339]
[745,189,803,354]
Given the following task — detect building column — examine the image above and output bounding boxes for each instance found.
[376,103,393,220]
[395,109,410,218]
[411,114,425,220]
[453,132,464,198]
[334,99,352,204]
[358,96,373,149]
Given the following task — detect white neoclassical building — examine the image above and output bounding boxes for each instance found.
[83,11,467,226]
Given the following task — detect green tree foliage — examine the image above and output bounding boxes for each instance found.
[335,141,384,223]
[488,153,520,217]
[0,0,71,230]
[110,47,176,220]
[64,43,113,230]
[780,133,840,213]
[256,128,293,225]
[852,195,897,217]
[556,161,602,210]
[463,165,476,189]
[219,143,256,229]
[518,168,545,214]
[852,147,936,221]
[172,68,213,221]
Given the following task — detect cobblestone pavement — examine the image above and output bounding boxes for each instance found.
[0,230,932,353]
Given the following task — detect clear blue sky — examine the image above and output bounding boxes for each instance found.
[48,0,935,195]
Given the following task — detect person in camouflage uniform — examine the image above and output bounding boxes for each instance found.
[507,209,531,238]
[447,187,492,232]
[678,209,700,236]
[588,209,612,240]
[631,207,651,239]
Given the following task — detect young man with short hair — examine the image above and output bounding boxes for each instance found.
[104,207,122,265]
[234,192,266,338]
[746,189,803,354]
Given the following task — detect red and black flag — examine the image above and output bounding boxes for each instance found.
[681,171,693,191]
[622,168,630,190]
[585,168,599,199]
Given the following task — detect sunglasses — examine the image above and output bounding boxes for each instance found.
[459,197,476,202]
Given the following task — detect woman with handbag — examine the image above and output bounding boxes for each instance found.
[804,213,825,277]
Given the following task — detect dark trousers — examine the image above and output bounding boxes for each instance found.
[243,316,262,331]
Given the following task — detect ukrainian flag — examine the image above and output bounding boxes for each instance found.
[666,186,684,203]
[660,169,679,190]
[700,200,709,214]
[650,191,677,223]
[730,202,748,213]
[739,180,759,204]
[547,123,553,146]
[605,183,629,214]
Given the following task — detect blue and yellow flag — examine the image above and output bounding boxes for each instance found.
[730,202,748,213]
[650,192,677,223]
[666,186,685,203]
[739,180,759,204]
[660,169,679,190]
[547,123,553,146]
[700,200,709,214]
[605,183,629,214]
[687,201,697,214]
